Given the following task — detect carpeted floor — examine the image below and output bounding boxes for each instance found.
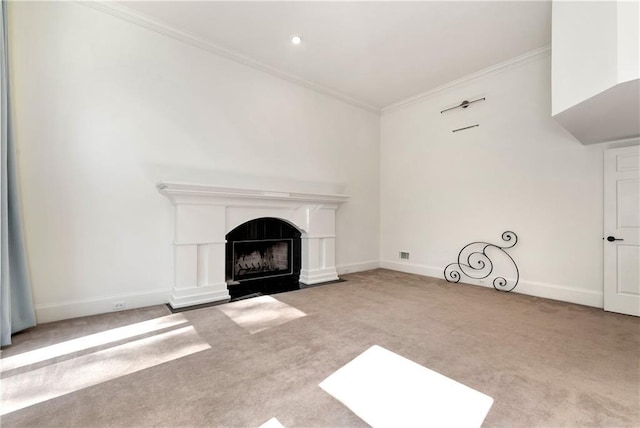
[1,269,639,427]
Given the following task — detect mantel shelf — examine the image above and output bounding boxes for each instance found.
[157,181,349,205]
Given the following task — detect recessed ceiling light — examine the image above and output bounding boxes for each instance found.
[290,34,302,45]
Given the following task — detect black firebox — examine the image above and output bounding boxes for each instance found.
[225,217,301,300]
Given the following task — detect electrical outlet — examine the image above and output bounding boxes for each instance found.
[112,301,126,311]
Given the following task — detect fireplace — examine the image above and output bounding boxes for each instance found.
[232,240,291,281]
[226,218,301,299]
[157,182,348,309]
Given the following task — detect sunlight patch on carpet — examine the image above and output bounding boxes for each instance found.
[259,417,285,428]
[217,295,306,334]
[1,325,210,415]
[319,345,493,428]
[1,313,189,373]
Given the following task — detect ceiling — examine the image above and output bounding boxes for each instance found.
[115,1,551,110]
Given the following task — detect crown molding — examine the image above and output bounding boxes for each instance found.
[75,1,550,116]
[76,1,380,114]
[382,45,551,113]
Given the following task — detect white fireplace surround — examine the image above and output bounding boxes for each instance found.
[157,182,349,308]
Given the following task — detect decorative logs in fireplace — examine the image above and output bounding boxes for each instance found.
[225,217,302,300]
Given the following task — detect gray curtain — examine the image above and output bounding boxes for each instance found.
[1,0,36,347]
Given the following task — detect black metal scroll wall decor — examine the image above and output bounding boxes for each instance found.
[444,231,520,292]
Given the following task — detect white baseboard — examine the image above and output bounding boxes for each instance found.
[380,260,604,309]
[32,261,379,323]
[34,289,170,324]
[300,267,340,285]
[380,260,441,278]
[337,260,380,275]
[35,259,602,323]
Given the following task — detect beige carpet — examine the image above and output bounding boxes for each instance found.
[1,269,639,427]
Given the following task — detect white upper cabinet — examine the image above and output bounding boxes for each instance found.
[552,0,639,145]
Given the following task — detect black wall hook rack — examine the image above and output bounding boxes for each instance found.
[440,97,486,114]
[452,124,479,133]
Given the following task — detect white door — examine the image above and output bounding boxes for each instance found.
[604,145,640,316]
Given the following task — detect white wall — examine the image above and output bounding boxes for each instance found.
[9,2,380,322]
[551,0,639,145]
[551,1,619,116]
[380,53,611,307]
[617,0,640,84]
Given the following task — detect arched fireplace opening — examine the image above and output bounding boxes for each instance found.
[226,217,302,300]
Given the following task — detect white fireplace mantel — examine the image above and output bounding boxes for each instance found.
[157,181,349,308]
[157,182,349,206]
